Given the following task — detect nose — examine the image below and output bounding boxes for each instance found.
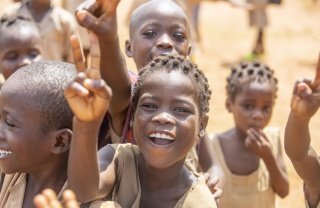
[156,34,174,49]
[18,56,33,68]
[152,112,175,125]
[252,109,264,120]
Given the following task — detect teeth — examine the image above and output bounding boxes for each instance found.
[0,149,12,156]
[149,133,175,141]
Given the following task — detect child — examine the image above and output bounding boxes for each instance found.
[285,55,320,208]
[0,15,42,83]
[245,0,268,60]
[76,0,222,199]
[208,61,289,207]
[66,54,216,207]
[0,60,76,207]
[2,0,78,63]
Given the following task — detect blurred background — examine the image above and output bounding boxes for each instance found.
[1,0,320,207]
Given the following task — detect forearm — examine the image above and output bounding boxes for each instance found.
[68,118,101,202]
[99,35,131,135]
[285,112,311,161]
[263,154,289,198]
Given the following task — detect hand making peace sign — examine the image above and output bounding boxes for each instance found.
[65,33,112,122]
[291,53,320,120]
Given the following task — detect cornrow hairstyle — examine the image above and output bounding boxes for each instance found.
[226,61,278,102]
[2,61,76,133]
[132,54,212,116]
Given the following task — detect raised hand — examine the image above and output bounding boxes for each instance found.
[203,173,223,204]
[75,0,121,38]
[245,128,272,159]
[290,54,320,119]
[34,189,79,208]
[65,33,112,122]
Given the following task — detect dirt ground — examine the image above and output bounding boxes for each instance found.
[1,0,320,207]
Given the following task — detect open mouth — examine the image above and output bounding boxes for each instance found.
[0,149,13,158]
[148,133,175,145]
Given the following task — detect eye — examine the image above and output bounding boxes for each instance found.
[143,30,156,37]
[5,120,14,128]
[263,105,272,112]
[29,49,41,59]
[4,53,18,61]
[173,32,185,40]
[243,104,254,110]
[174,107,189,113]
[142,104,157,109]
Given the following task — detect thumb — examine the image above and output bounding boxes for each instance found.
[76,10,101,32]
[297,83,312,99]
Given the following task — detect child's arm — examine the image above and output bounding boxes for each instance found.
[76,0,131,136]
[245,128,289,198]
[66,34,117,202]
[285,55,320,207]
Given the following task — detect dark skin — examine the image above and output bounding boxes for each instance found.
[75,0,131,136]
[285,54,320,208]
[0,79,72,208]
[66,49,209,206]
[74,0,222,201]
[213,82,289,198]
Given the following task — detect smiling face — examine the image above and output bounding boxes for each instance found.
[0,24,42,79]
[0,87,54,174]
[126,0,191,70]
[133,70,204,169]
[227,81,276,135]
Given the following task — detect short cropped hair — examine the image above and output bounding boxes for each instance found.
[2,61,76,132]
[132,55,211,116]
[226,61,278,102]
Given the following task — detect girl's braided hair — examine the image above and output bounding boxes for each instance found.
[226,61,278,101]
[132,54,212,116]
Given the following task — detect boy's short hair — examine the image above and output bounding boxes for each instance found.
[2,61,76,132]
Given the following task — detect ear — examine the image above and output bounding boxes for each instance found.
[125,39,133,57]
[52,129,72,155]
[198,114,209,139]
[226,98,232,113]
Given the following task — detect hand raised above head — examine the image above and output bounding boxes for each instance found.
[75,0,121,38]
[290,53,320,119]
[65,33,112,122]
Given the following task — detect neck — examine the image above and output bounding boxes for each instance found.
[138,156,189,191]
[25,157,68,195]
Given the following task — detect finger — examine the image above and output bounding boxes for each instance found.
[70,35,86,73]
[247,128,261,142]
[65,81,90,99]
[84,79,112,100]
[63,190,79,208]
[297,82,313,99]
[312,53,320,86]
[203,172,210,183]
[42,189,62,208]
[212,188,223,200]
[87,32,101,80]
[76,10,100,31]
[33,194,50,208]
